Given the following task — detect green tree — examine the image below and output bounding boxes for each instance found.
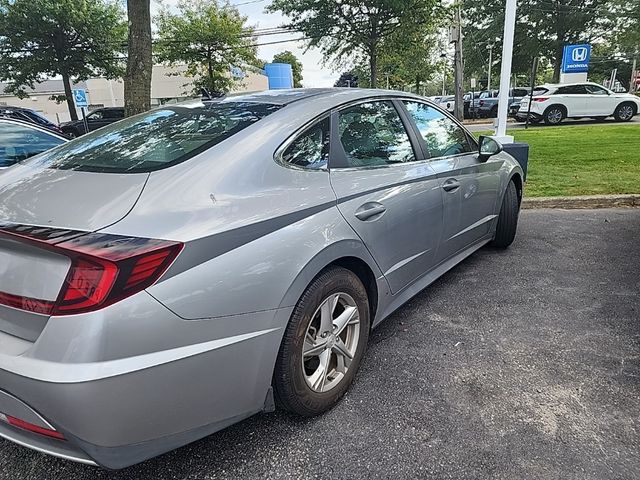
[125,0,153,117]
[0,0,126,121]
[462,0,616,84]
[272,50,303,87]
[267,0,442,88]
[155,0,258,95]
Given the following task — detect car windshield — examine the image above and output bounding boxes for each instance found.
[32,101,282,173]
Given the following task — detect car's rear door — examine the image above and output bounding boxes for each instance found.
[555,85,588,116]
[400,100,502,263]
[329,99,444,294]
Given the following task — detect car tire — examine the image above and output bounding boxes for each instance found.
[543,105,565,125]
[273,266,370,417]
[490,180,520,249]
[613,102,636,122]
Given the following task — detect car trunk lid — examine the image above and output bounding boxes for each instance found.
[0,164,148,231]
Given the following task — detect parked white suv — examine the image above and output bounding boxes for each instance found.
[516,82,640,125]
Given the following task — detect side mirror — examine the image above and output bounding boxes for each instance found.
[478,135,503,162]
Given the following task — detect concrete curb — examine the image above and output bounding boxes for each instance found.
[522,194,640,209]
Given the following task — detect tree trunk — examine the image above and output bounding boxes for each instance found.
[62,73,78,122]
[124,0,152,117]
[552,41,563,83]
[369,51,377,88]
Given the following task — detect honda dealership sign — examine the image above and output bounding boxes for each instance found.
[561,44,592,73]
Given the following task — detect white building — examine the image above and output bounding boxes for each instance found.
[0,65,269,123]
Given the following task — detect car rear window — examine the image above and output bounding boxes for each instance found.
[35,101,282,173]
[532,87,549,96]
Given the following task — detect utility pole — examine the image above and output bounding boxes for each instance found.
[440,52,447,96]
[385,73,390,90]
[486,43,494,90]
[451,4,464,121]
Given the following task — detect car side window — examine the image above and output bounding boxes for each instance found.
[281,118,330,170]
[0,123,65,167]
[403,101,473,158]
[556,85,588,95]
[337,101,415,167]
[104,109,124,119]
[88,110,104,120]
[585,85,608,95]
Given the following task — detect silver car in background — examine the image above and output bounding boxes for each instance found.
[0,89,523,468]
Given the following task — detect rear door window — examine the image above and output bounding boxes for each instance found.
[33,102,282,173]
[0,122,65,167]
[556,85,588,95]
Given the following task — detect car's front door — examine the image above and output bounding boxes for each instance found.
[329,100,444,294]
[401,100,502,263]
[584,84,614,115]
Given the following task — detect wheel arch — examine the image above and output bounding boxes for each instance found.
[278,240,387,327]
[510,171,523,206]
[615,101,638,115]
[544,103,567,116]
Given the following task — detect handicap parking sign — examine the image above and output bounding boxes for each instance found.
[72,89,88,108]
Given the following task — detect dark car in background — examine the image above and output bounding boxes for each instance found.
[0,118,67,169]
[472,88,531,118]
[464,92,481,118]
[0,106,64,135]
[60,107,125,137]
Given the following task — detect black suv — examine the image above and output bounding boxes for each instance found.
[60,107,125,137]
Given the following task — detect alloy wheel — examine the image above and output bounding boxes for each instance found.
[618,105,634,121]
[302,292,360,393]
[547,108,563,124]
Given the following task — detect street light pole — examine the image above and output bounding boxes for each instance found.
[486,43,494,91]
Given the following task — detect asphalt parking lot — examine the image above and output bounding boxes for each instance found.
[1,208,638,480]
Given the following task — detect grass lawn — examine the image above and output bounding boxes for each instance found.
[477,125,640,197]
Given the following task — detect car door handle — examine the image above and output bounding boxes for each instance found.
[354,202,386,221]
[442,179,461,192]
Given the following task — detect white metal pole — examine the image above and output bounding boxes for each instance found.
[487,45,493,91]
[495,0,517,142]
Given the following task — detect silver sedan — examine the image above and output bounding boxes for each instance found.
[0,89,523,468]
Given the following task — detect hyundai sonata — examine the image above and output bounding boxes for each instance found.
[0,89,523,468]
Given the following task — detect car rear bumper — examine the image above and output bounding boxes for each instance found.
[0,306,291,468]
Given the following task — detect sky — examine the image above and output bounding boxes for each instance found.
[153,0,341,87]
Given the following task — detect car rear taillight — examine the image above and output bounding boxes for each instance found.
[532,97,549,102]
[0,225,182,316]
[0,413,65,440]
